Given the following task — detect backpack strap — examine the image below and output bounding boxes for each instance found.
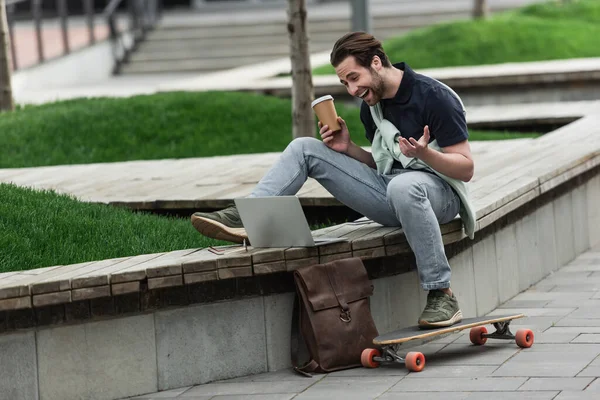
[290,294,319,377]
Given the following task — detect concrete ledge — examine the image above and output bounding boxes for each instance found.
[0,163,597,400]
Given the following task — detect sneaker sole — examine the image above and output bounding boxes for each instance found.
[191,215,248,244]
[418,310,463,328]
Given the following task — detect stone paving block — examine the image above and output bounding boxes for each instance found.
[510,291,593,302]
[518,377,594,391]
[571,333,600,343]
[429,343,519,366]
[488,307,576,318]
[465,393,558,400]
[217,368,324,383]
[498,299,551,309]
[516,212,543,292]
[292,376,402,400]
[563,307,600,319]
[208,395,295,400]
[390,377,526,392]
[472,234,499,315]
[128,386,193,399]
[556,318,600,327]
[536,202,559,275]
[519,343,600,353]
[492,350,597,377]
[263,293,294,372]
[0,331,38,400]
[572,184,591,255]
[495,224,520,303]
[37,314,157,400]
[556,392,600,400]
[378,393,470,400]
[179,381,314,397]
[554,193,576,268]
[155,297,267,390]
[449,248,477,318]
[401,365,497,378]
[577,365,600,377]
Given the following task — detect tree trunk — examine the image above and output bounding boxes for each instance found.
[0,0,14,111]
[473,0,489,19]
[287,0,314,138]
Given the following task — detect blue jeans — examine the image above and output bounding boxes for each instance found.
[250,137,461,290]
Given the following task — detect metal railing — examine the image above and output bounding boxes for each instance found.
[104,0,161,74]
[5,0,98,71]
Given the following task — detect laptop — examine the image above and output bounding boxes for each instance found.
[234,196,348,248]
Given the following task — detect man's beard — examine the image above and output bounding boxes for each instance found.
[364,68,386,105]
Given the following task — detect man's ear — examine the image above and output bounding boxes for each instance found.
[371,56,382,71]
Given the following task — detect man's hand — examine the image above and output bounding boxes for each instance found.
[319,117,351,154]
[399,125,430,158]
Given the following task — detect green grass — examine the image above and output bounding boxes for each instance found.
[313,0,600,74]
[0,182,230,273]
[1,91,535,168]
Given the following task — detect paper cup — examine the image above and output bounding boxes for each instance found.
[311,95,341,132]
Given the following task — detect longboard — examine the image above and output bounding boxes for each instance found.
[361,313,534,372]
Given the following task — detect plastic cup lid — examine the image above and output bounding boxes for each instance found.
[311,95,334,108]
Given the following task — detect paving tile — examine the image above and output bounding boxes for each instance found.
[544,299,600,308]
[572,334,600,343]
[180,381,313,396]
[399,365,497,378]
[428,343,520,366]
[492,350,597,377]
[465,392,558,400]
[378,393,470,400]
[127,386,193,398]
[488,307,576,318]
[584,378,600,391]
[292,376,402,400]
[577,366,600,377]
[556,319,600,327]
[555,391,600,399]
[511,292,593,302]
[563,307,600,319]
[211,395,295,400]
[518,377,594,391]
[498,300,551,309]
[217,369,324,383]
[390,377,526,392]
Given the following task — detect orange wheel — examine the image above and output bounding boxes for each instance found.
[405,351,425,372]
[361,348,381,368]
[515,329,534,348]
[469,326,488,345]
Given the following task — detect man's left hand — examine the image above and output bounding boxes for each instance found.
[399,125,430,158]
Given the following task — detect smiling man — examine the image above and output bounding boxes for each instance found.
[191,32,476,328]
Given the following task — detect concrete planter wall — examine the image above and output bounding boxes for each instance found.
[1,174,598,400]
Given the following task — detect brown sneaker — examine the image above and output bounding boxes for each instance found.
[191,205,248,244]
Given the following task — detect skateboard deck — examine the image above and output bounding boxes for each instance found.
[362,313,534,372]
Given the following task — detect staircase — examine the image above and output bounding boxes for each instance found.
[119,0,547,75]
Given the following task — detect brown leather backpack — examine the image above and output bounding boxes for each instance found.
[291,257,379,376]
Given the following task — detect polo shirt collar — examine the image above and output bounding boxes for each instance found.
[390,62,414,104]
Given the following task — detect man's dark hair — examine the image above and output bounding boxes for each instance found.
[330,32,391,69]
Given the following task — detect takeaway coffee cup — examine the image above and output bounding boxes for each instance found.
[311,95,341,133]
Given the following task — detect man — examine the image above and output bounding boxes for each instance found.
[191,32,475,328]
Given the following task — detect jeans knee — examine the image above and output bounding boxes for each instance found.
[386,175,426,209]
[286,137,323,156]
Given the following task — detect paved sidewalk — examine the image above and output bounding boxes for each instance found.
[121,244,600,399]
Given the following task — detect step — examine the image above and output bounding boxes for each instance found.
[121,55,278,74]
